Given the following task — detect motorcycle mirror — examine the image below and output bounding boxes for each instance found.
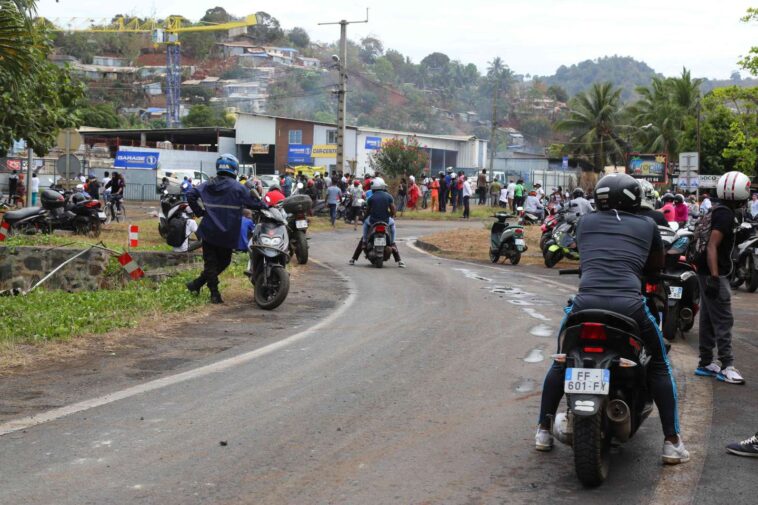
[740,222,752,230]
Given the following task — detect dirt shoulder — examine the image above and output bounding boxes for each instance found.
[0,261,344,423]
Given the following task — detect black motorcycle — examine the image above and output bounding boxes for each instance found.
[158,189,188,239]
[729,220,758,292]
[282,194,312,265]
[659,225,699,339]
[248,207,290,310]
[552,269,684,487]
[1,188,102,237]
[363,221,393,268]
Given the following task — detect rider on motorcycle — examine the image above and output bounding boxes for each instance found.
[534,173,689,464]
[636,179,669,227]
[567,188,594,216]
[349,177,406,267]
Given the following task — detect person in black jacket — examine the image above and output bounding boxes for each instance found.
[186,154,266,304]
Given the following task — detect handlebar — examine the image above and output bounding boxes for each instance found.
[558,268,581,276]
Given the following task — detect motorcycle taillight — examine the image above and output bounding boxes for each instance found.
[375,225,386,233]
[583,346,605,353]
[297,213,306,220]
[645,282,658,294]
[514,228,524,237]
[580,322,607,341]
[84,201,99,208]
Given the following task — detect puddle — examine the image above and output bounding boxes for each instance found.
[508,299,533,306]
[523,308,551,321]
[515,378,536,393]
[454,268,492,282]
[529,324,554,338]
[523,348,545,363]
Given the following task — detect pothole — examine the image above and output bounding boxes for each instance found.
[523,308,551,321]
[515,378,536,393]
[529,324,554,338]
[508,300,534,306]
[523,348,545,363]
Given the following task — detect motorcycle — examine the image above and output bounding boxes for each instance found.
[158,189,189,239]
[1,188,102,237]
[282,194,312,265]
[544,221,580,268]
[659,225,699,339]
[247,206,290,310]
[517,206,540,226]
[551,269,685,487]
[363,221,393,268]
[729,221,758,292]
[540,208,569,253]
[489,212,526,265]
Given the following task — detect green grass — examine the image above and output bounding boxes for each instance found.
[0,269,206,344]
[396,205,506,221]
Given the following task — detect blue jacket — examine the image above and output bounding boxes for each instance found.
[187,175,265,249]
[238,217,255,251]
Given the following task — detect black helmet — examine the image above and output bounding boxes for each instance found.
[661,193,675,203]
[674,194,685,204]
[572,188,585,199]
[593,173,641,212]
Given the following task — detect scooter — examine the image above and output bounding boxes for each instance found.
[248,207,291,310]
[551,269,685,487]
[659,225,699,339]
[158,189,189,239]
[282,194,312,265]
[540,208,566,253]
[729,221,758,292]
[544,221,580,268]
[517,206,540,226]
[2,188,102,237]
[489,212,526,265]
[363,221,393,268]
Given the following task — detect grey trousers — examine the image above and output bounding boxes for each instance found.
[697,275,735,368]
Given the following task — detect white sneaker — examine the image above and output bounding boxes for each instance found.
[535,426,554,452]
[718,366,745,385]
[662,439,690,464]
[695,362,721,377]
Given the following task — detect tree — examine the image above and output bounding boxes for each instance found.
[359,37,384,64]
[547,84,569,103]
[0,0,35,77]
[369,137,429,178]
[288,27,310,48]
[78,103,121,128]
[182,105,233,127]
[557,82,624,185]
[738,8,758,75]
[249,12,283,42]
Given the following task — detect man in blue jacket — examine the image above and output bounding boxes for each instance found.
[186,154,266,303]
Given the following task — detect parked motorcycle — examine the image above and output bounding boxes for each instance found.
[282,194,312,265]
[158,189,189,239]
[489,212,526,265]
[729,221,758,292]
[544,221,580,268]
[362,221,393,268]
[1,188,102,237]
[659,225,699,339]
[247,206,290,310]
[517,206,540,226]
[540,209,565,253]
[551,269,685,487]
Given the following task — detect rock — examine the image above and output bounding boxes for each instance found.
[219,440,228,446]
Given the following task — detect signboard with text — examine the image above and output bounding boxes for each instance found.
[311,144,337,158]
[249,144,269,155]
[114,151,160,170]
[365,136,382,150]
[287,144,312,164]
[628,154,667,183]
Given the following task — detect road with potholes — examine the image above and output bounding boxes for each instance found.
[0,220,756,504]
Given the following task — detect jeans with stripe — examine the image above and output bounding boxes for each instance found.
[538,295,680,437]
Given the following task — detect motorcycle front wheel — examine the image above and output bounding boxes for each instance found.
[293,231,309,264]
[573,412,611,487]
[254,268,290,310]
[489,249,500,263]
[544,249,563,268]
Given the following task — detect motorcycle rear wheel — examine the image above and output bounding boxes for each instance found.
[573,412,611,487]
[663,305,679,341]
[747,257,758,293]
[254,268,290,310]
[544,250,562,268]
[373,256,384,268]
[509,252,521,265]
[293,231,308,265]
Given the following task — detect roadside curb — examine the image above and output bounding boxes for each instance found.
[413,239,441,253]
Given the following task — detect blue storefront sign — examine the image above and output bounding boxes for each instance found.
[561,156,569,170]
[288,144,313,164]
[114,151,160,169]
[364,136,382,150]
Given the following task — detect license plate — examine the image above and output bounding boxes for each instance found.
[669,286,683,300]
[295,219,308,229]
[564,368,610,395]
[98,212,106,220]
[515,238,525,246]
[374,237,386,246]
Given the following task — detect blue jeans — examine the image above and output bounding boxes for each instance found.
[328,203,337,225]
[362,217,395,243]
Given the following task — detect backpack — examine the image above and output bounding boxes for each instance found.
[166,216,189,248]
[686,205,721,264]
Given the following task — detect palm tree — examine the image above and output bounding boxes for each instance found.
[557,82,624,186]
[0,0,36,77]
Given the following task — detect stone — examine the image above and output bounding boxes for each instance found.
[23,256,43,271]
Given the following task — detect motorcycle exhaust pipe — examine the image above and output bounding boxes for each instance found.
[679,307,693,325]
[606,399,631,442]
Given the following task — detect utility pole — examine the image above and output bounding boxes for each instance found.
[488,79,499,176]
[319,9,368,176]
[696,98,701,201]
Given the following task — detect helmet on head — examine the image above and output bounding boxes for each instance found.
[674,194,685,204]
[308,179,315,187]
[636,179,656,210]
[572,188,585,199]
[371,177,386,190]
[446,167,453,173]
[661,193,675,203]
[717,171,751,201]
[216,154,239,176]
[593,173,641,212]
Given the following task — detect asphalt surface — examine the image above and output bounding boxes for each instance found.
[0,219,756,504]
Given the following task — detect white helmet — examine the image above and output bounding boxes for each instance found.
[716,171,751,201]
[636,178,656,210]
[371,177,386,190]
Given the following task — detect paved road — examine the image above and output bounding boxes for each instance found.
[0,220,754,504]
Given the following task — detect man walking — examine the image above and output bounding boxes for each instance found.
[506,179,516,212]
[186,154,266,304]
[461,175,473,219]
[326,182,342,228]
[476,169,488,205]
[694,171,749,384]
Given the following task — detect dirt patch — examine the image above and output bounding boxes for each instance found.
[0,262,344,423]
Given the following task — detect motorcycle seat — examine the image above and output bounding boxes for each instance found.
[2,207,42,223]
[565,309,640,336]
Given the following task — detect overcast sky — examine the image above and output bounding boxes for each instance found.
[38,0,755,79]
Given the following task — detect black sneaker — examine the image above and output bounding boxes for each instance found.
[210,291,224,304]
[726,433,758,457]
[186,280,200,295]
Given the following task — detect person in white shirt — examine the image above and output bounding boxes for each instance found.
[102,171,111,203]
[461,176,473,219]
[173,213,199,253]
[499,187,509,208]
[506,180,516,211]
[700,193,712,214]
[534,183,545,202]
[751,193,758,219]
[524,191,545,221]
[567,188,594,217]
[30,173,40,206]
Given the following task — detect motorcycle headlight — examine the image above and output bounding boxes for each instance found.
[261,236,282,246]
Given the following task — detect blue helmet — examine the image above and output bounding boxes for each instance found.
[216,154,239,176]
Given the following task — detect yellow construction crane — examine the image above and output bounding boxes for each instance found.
[46,14,259,127]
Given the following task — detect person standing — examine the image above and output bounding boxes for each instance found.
[349,180,365,230]
[506,179,516,212]
[87,175,100,201]
[325,182,342,228]
[282,172,293,197]
[461,175,472,219]
[101,171,111,204]
[449,170,458,212]
[8,170,18,206]
[489,178,501,207]
[534,183,545,203]
[429,174,440,212]
[694,171,749,384]
[514,179,525,209]
[750,193,758,219]
[407,175,420,211]
[477,169,488,205]
[186,154,265,304]
[180,176,192,201]
[30,173,40,206]
[396,178,407,214]
[438,172,448,212]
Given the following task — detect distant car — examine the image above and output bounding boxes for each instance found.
[258,174,280,187]
[157,169,210,193]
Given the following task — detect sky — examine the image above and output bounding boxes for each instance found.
[38,0,756,79]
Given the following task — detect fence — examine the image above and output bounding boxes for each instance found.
[125,183,161,201]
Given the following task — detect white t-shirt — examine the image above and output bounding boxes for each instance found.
[525,195,543,213]
[102,177,111,194]
[173,219,198,252]
[536,187,545,200]
[462,180,473,198]
[31,177,39,193]
[751,199,758,218]
[499,188,509,203]
[700,198,712,214]
[506,182,516,198]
